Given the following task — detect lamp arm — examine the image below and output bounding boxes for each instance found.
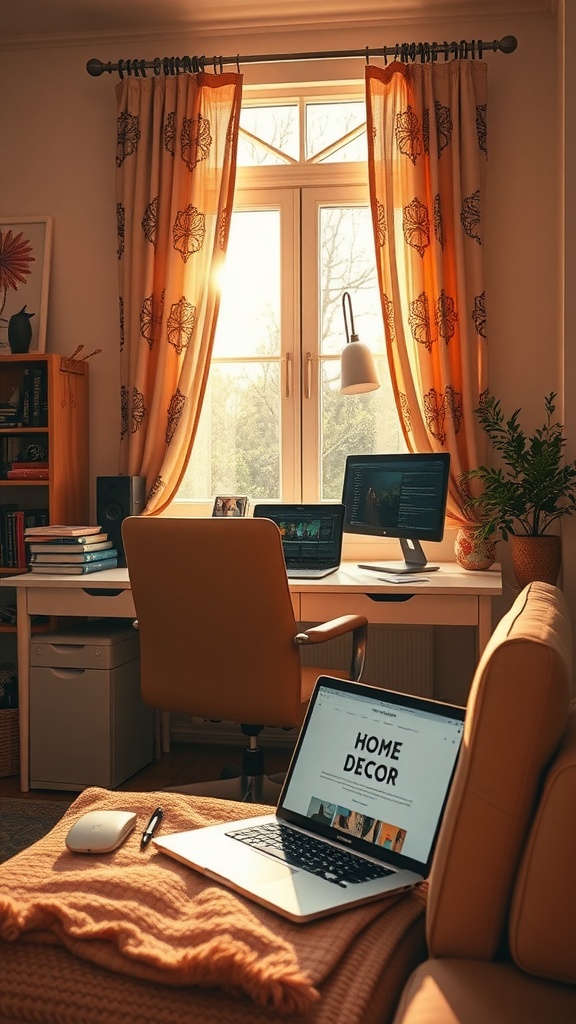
[342,291,357,343]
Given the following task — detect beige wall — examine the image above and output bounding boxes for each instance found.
[0,7,572,655]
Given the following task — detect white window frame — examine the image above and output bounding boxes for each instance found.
[170,81,383,515]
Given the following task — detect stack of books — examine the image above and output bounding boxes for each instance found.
[24,525,119,574]
[6,460,49,481]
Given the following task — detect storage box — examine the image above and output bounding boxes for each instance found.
[30,619,140,670]
[29,619,153,790]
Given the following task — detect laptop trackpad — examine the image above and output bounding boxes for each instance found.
[254,853,296,882]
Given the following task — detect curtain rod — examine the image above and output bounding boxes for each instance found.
[86,33,517,78]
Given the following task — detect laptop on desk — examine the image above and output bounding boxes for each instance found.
[153,676,465,922]
[252,503,345,578]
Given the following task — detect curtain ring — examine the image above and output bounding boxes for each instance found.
[382,45,388,66]
[236,53,241,73]
[365,46,370,65]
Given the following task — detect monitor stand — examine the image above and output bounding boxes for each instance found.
[358,538,440,575]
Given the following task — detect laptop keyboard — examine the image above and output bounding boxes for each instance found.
[225,822,394,886]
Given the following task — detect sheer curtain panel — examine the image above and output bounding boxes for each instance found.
[115,72,242,513]
[365,61,489,526]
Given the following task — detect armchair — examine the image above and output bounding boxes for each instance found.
[122,515,368,802]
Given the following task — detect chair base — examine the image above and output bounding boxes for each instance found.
[165,773,284,804]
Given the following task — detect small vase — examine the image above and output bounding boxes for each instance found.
[510,534,562,589]
[454,526,496,571]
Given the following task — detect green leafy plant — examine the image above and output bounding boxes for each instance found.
[465,392,576,540]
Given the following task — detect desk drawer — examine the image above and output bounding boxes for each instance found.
[27,587,136,620]
[300,592,479,627]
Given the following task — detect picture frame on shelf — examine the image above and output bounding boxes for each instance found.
[0,216,53,355]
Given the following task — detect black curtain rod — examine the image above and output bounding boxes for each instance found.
[87,33,517,78]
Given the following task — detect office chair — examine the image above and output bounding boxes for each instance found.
[122,515,368,803]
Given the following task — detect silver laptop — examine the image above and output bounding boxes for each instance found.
[252,503,345,578]
[153,676,465,922]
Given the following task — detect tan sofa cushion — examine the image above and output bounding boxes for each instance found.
[426,582,571,960]
[392,958,576,1024]
[509,703,576,984]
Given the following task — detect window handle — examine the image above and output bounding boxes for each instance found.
[285,352,292,399]
[305,352,313,400]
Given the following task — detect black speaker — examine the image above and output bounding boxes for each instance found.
[96,476,146,567]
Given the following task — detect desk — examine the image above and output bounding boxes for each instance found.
[3,562,501,791]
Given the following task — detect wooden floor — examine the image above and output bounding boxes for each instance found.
[0,739,295,802]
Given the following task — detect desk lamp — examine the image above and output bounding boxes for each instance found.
[340,291,380,395]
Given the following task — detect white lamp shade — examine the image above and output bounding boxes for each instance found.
[340,340,380,395]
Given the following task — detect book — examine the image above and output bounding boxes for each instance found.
[24,525,103,538]
[10,461,49,470]
[30,547,118,564]
[29,558,119,575]
[14,510,26,568]
[31,365,46,427]
[28,537,111,553]
[7,468,49,480]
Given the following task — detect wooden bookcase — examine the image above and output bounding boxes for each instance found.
[0,353,89,635]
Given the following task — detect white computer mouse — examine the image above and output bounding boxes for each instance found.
[65,809,137,853]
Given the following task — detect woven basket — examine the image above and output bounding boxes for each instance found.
[0,708,20,777]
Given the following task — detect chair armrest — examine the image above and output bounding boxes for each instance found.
[294,615,368,681]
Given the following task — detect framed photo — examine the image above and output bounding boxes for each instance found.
[212,495,249,517]
[0,216,53,354]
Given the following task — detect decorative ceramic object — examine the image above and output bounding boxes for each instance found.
[455,526,497,571]
[510,534,561,588]
[8,305,34,354]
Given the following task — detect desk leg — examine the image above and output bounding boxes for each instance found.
[161,711,171,753]
[478,596,493,657]
[153,712,171,757]
[15,589,31,792]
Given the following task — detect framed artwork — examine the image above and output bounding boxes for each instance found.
[212,495,249,517]
[0,216,53,354]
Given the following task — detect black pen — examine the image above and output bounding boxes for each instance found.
[141,806,163,848]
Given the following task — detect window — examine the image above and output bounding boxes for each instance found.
[175,85,404,511]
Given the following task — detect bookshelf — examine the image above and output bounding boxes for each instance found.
[0,354,89,634]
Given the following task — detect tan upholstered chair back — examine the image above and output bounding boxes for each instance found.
[122,516,307,728]
[426,581,572,961]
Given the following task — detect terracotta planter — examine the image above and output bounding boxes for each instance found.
[510,534,562,589]
[454,527,496,571]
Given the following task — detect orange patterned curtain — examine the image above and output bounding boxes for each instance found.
[115,72,242,513]
[365,61,488,526]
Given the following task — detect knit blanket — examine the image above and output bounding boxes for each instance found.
[0,787,426,1016]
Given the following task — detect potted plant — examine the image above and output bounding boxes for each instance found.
[464,391,576,587]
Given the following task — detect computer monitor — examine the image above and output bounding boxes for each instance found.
[341,452,451,574]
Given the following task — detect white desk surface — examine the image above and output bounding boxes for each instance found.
[2,562,501,791]
[4,561,502,596]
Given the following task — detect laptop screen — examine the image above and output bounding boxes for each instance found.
[253,504,344,569]
[278,677,465,875]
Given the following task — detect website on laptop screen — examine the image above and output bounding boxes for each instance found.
[280,682,464,869]
[274,513,339,563]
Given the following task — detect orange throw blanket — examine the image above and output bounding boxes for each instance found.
[0,787,426,1015]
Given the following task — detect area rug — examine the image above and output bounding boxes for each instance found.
[0,798,72,863]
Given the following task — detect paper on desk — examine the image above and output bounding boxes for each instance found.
[377,575,431,584]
